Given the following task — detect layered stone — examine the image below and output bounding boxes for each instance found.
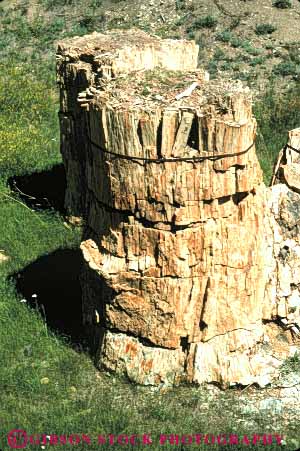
[58,30,300,388]
[56,29,199,217]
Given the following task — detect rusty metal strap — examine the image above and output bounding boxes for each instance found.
[88,138,255,164]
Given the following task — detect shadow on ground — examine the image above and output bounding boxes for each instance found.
[13,249,87,348]
[8,164,66,213]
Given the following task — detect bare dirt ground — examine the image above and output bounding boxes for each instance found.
[2,0,300,90]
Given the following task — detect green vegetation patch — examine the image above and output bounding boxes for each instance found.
[273,60,299,77]
[254,82,300,183]
[189,15,218,30]
[280,352,300,375]
[216,30,232,43]
[40,0,75,9]
[273,0,292,8]
[0,62,60,179]
[255,23,277,35]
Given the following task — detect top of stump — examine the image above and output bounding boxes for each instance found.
[57,29,166,53]
[80,68,252,125]
[56,28,199,74]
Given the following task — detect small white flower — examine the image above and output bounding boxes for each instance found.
[20,299,27,303]
[32,294,37,298]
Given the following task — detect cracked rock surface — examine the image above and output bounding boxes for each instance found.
[57,29,300,387]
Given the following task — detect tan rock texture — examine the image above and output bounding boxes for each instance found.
[266,128,300,336]
[58,30,300,388]
[56,29,199,217]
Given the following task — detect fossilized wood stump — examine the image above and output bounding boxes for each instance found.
[265,128,300,336]
[58,30,300,388]
[56,29,198,218]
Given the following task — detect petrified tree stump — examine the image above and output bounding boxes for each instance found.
[265,128,300,335]
[271,128,300,189]
[57,30,300,388]
[56,29,198,219]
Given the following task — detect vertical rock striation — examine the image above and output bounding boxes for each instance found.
[265,129,300,338]
[56,29,198,219]
[57,30,300,388]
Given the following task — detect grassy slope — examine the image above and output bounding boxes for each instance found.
[254,82,300,182]
[0,0,300,449]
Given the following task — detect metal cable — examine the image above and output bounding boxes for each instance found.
[285,143,300,154]
[88,138,255,164]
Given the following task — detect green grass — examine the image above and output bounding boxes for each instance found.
[254,81,300,183]
[41,0,75,9]
[215,30,232,42]
[229,35,243,48]
[0,61,59,179]
[241,40,263,55]
[273,60,299,77]
[273,0,292,8]
[255,23,277,35]
[0,1,300,450]
[175,0,187,11]
[189,15,218,31]
[249,55,266,66]
[280,352,300,375]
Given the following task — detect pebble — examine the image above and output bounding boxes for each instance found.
[0,252,9,263]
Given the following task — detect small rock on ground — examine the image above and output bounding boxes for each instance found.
[0,252,9,263]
